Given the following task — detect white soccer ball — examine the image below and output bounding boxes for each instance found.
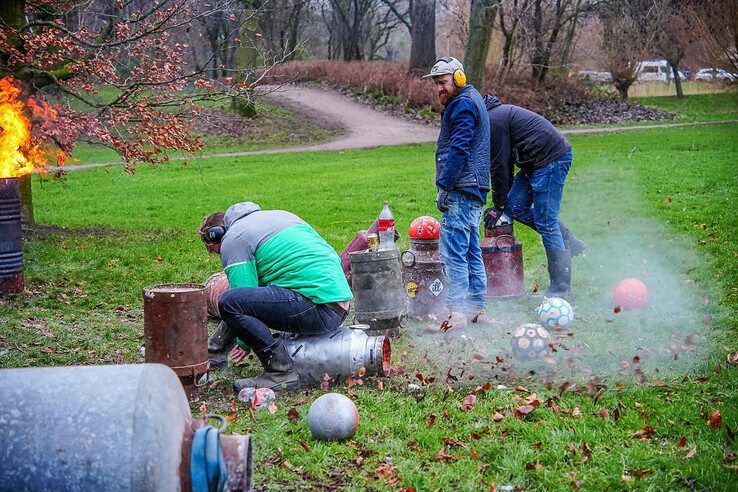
[537,297,574,329]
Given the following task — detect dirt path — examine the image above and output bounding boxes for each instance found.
[62,85,736,171]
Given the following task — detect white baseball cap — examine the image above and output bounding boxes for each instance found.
[422,57,464,79]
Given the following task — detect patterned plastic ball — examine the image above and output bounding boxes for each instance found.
[408,216,440,239]
[307,393,359,441]
[613,278,648,310]
[511,323,552,359]
[204,272,229,318]
[537,297,574,329]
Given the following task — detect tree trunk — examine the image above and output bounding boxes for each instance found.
[670,62,684,99]
[464,0,498,87]
[615,80,629,100]
[409,0,436,75]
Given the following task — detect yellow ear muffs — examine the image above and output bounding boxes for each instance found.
[453,69,467,87]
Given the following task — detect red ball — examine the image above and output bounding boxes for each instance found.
[612,278,648,310]
[408,216,440,239]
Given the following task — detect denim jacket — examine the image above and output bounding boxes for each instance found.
[435,84,490,204]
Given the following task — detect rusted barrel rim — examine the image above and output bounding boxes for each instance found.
[143,283,207,302]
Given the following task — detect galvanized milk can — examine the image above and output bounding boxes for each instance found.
[349,249,404,338]
[481,223,525,298]
[143,283,209,398]
[401,238,448,319]
[0,364,253,491]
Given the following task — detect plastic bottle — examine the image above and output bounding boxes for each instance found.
[237,387,276,408]
[377,201,396,251]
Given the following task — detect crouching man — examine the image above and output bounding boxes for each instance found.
[198,202,352,391]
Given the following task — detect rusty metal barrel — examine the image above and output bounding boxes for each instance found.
[0,178,23,295]
[401,238,448,320]
[282,325,391,386]
[143,283,208,399]
[349,249,404,338]
[0,364,253,491]
[482,223,525,299]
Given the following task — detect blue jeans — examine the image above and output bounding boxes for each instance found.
[219,286,344,351]
[506,150,573,252]
[439,191,487,313]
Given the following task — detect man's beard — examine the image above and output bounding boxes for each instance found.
[439,90,455,106]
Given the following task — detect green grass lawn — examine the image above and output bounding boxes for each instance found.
[635,92,738,122]
[2,122,737,489]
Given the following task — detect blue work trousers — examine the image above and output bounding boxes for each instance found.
[505,150,573,252]
[440,191,487,313]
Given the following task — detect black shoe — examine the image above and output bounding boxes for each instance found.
[544,249,572,297]
[233,338,301,391]
[208,321,237,369]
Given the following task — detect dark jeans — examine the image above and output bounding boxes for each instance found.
[218,286,344,352]
[506,150,573,252]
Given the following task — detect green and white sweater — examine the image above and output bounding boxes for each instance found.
[220,202,352,303]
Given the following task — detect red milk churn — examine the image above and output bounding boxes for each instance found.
[401,216,447,320]
[481,223,524,298]
[143,283,209,399]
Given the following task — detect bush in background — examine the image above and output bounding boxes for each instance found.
[261,61,673,125]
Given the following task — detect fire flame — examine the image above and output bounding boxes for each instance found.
[0,77,47,178]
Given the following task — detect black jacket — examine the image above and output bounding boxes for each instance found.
[485,95,571,208]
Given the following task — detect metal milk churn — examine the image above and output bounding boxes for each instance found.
[401,216,447,319]
[482,222,525,298]
[349,248,404,338]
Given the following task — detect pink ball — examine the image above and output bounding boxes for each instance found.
[204,272,229,318]
[613,278,648,310]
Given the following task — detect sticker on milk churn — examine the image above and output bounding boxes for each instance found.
[405,282,418,298]
[429,278,444,297]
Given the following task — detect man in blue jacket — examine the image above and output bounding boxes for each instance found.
[483,95,585,297]
[423,57,490,329]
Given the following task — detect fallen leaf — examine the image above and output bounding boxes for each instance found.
[428,413,437,427]
[664,196,672,205]
[708,409,722,429]
[492,412,505,422]
[299,440,312,452]
[571,406,581,418]
[630,425,656,439]
[685,446,697,459]
[613,306,621,313]
[471,448,478,460]
[287,407,299,422]
[268,402,278,414]
[377,379,384,390]
[517,405,535,415]
[532,279,539,293]
[677,437,687,450]
[435,447,458,461]
[279,460,293,469]
[600,408,610,418]
[321,373,330,391]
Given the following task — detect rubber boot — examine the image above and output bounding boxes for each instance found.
[208,321,238,369]
[559,221,586,258]
[544,249,572,297]
[233,338,301,391]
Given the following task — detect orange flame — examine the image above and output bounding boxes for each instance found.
[0,77,47,178]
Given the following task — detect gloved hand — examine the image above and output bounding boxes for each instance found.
[436,190,450,213]
[483,206,505,229]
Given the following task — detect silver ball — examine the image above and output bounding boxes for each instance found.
[307,393,359,441]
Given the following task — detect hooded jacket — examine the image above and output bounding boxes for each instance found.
[435,84,490,204]
[219,202,352,304]
[485,95,571,208]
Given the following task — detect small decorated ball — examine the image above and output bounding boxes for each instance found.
[537,297,574,329]
[307,393,359,441]
[204,272,229,318]
[613,278,648,310]
[511,323,552,359]
[408,216,440,240]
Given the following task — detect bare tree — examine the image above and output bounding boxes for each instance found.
[520,0,594,82]
[597,0,668,99]
[655,0,689,98]
[256,0,314,61]
[498,0,532,74]
[409,0,436,74]
[463,0,499,87]
[682,0,738,77]
[322,0,404,60]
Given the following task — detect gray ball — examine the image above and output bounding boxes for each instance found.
[307,393,359,441]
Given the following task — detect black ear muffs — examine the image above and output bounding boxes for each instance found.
[206,225,226,244]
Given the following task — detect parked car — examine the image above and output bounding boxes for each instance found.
[694,68,738,82]
[636,60,685,83]
[576,70,613,83]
